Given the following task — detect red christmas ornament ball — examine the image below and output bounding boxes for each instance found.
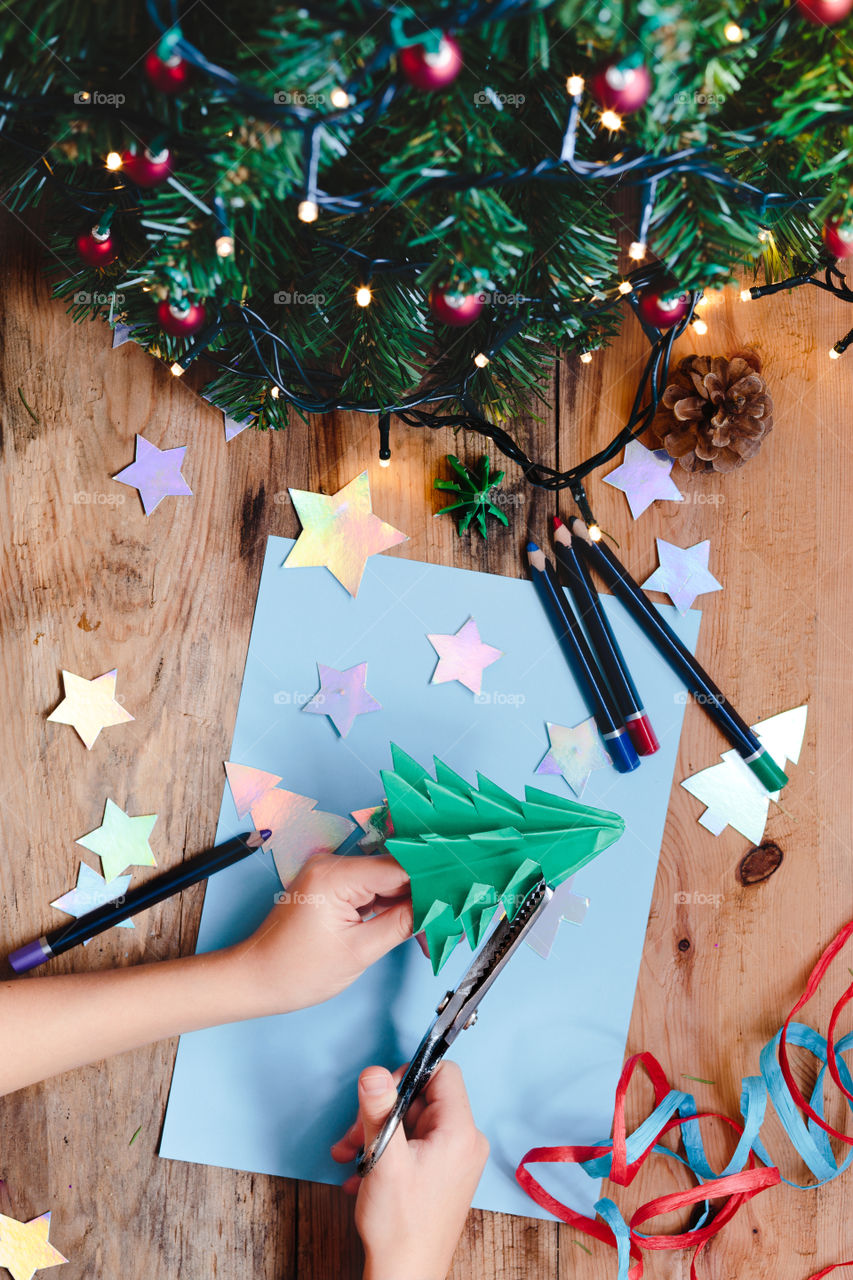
[589,61,652,114]
[823,216,853,257]
[796,0,853,23]
[144,49,192,94]
[157,299,207,337]
[399,33,463,91]
[429,285,484,327]
[122,147,173,187]
[638,281,690,330]
[76,227,118,267]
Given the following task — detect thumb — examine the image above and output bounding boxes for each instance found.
[358,1067,408,1170]
[356,897,414,966]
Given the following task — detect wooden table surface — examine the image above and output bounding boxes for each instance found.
[1,215,851,1280]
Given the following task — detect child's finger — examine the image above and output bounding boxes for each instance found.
[326,854,410,908]
[330,1063,409,1160]
[354,898,414,965]
[412,1061,476,1139]
[357,1066,410,1174]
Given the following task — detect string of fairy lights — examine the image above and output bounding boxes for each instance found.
[3,0,852,514]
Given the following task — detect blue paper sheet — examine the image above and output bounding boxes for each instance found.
[160,536,701,1219]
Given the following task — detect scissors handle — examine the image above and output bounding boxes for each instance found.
[356,1027,444,1176]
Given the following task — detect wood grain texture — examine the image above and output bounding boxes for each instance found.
[0,213,851,1280]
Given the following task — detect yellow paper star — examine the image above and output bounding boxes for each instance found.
[0,1211,67,1280]
[47,669,134,750]
[282,471,407,596]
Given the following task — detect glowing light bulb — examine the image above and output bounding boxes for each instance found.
[740,288,752,302]
[580,351,593,364]
[330,87,351,108]
[355,285,372,307]
[298,199,319,223]
[600,109,622,131]
[566,75,585,96]
[105,151,123,170]
[618,280,633,295]
[757,229,770,243]
[692,318,708,335]
[170,362,185,377]
[724,21,744,41]
[474,352,490,368]
[588,524,603,542]
[628,241,646,260]
[270,386,280,399]
[215,234,235,258]
[379,457,391,467]
[830,346,842,359]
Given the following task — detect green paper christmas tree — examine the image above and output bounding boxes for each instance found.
[382,745,625,974]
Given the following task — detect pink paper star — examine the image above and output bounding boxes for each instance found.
[427,617,502,695]
[114,435,193,515]
[303,662,381,737]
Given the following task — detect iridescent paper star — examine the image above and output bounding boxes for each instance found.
[526,877,590,960]
[536,718,611,797]
[223,413,251,442]
[303,662,381,737]
[76,798,157,882]
[642,538,722,614]
[282,471,407,596]
[225,761,283,817]
[47,668,134,750]
[0,1212,67,1280]
[250,786,355,885]
[603,440,684,518]
[114,435,193,515]
[111,322,138,348]
[427,617,502,695]
[51,862,134,941]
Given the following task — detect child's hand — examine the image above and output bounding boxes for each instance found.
[230,854,412,1015]
[331,1062,489,1280]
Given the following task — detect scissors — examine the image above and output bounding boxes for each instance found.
[357,878,554,1176]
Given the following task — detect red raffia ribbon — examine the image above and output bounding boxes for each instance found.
[517,916,853,1279]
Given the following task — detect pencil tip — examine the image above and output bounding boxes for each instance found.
[260,829,272,841]
[552,516,563,529]
[526,540,539,552]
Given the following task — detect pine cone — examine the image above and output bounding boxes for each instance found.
[651,351,774,474]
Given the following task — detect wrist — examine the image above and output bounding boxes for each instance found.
[363,1248,448,1280]
[215,937,298,1021]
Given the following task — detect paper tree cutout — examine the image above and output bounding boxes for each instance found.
[525,876,589,959]
[681,704,807,842]
[248,780,355,885]
[0,1211,67,1280]
[381,744,624,973]
[224,761,284,817]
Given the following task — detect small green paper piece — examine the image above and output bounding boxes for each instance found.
[382,744,625,973]
[434,454,510,539]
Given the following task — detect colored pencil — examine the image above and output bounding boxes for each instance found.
[8,829,271,973]
[526,541,639,774]
[568,518,788,791]
[552,517,659,756]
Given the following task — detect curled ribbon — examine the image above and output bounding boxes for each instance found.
[516,918,853,1280]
